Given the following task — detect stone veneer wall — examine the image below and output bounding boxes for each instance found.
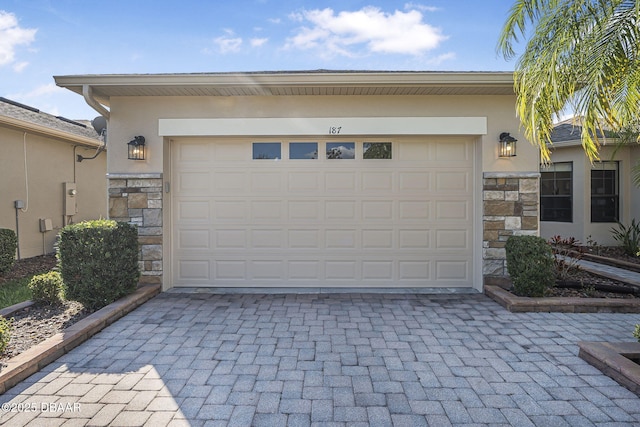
[483,172,540,286]
[108,174,163,285]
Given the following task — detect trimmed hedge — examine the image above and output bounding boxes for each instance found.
[0,316,11,355]
[0,229,17,275]
[29,271,65,305]
[505,235,555,297]
[57,219,140,310]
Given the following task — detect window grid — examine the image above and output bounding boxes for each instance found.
[540,162,573,222]
[591,161,619,223]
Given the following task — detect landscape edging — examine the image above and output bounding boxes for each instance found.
[0,284,161,394]
[485,285,640,313]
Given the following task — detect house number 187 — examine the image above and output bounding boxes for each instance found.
[328,126,342,135]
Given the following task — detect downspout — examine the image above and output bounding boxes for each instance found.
[82,85,110,120]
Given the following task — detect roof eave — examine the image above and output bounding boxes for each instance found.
[0,115,103,148]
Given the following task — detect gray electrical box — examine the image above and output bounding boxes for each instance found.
[14,200,24,209]
[40,218,53,232]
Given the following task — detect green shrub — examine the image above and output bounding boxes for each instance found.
[57,219,140,310]
[0,229,17,275]
[549,235,582,281]
[28,271,64,305]
[505,235,555,297]
[634,324,640,342]
[0,316,11,355]
[611,219,640,256]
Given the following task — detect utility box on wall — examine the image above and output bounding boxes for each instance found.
[64,182,77,216]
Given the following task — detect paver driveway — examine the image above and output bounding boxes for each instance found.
[0,292,639,426]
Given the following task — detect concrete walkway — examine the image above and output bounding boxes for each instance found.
[0,292,639,426]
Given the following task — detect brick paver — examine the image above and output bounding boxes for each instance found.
[0,292,639,426]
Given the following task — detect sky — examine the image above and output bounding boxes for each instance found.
[0,0,521,121]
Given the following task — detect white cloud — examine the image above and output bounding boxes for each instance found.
[9,83,62,100]
[427,52,456,65]
[250,38,268,48]
[0,10,37,67]
[12,61,28,72]
[214,31,243,53]
[404,3,440,13]
[285,7,447,57]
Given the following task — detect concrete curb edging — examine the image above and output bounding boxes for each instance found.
[578,341,640,395]
[0,284,161,394]
[485,285,640,313]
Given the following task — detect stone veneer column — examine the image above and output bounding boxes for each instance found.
[108,173,163,285]
[483,172,540,286]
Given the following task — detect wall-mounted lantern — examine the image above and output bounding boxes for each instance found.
[498,132,517,157]
[127,136,146,160]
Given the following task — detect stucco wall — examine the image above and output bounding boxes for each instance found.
[541,144,635,246]
[0,127,107,258]
[105,94,538,175]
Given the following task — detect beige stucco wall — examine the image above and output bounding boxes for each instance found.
[540,144,637,246]
[104,94,538,175]
[0,127,107,258]
[101,93,538,290]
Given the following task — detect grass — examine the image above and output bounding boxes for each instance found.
[0,276,33,309]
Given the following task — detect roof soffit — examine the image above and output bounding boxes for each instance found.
[54,71,515,105]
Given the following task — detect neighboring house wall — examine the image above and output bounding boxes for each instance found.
[0,110,107,259]
[540,144,637,246]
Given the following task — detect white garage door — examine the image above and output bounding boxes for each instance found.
[171,136,475,288]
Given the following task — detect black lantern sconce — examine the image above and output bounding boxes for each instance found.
[127,136,146,160]
[498,132,517,157]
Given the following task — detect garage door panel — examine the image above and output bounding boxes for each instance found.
[250,260,284,280]
[436,171,471,192]
[325,201,357,220]
[326,230,357,248]
[177,200,210,222]
[172,137,474,288]
[326,261,358,280]
[362,230,394,249]
[326,172,357,192]
[435,200,470,220]
[399,230,430,249]
[213,200,248,221]
[251,172,282,192]
[398,172,430,191]
[251,229,284,248]
[213,142,246,161]
[362,201,393,220]
[435,139,472,161]
[215,260,247,280]
[288,172,321,192]
[361,172,393,191]
[363,261,393,280]
[214,171,247,192]
[289,229,321,248]
[251,200,283,221]
[399,201,430,220]
[215,229,246,249]
[398,261,430,280]
[436,229,469,249]
[436,260,470,281]
[288,200,321,221]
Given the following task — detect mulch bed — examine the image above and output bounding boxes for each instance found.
[0,254,93,369]
[583,246,640,265]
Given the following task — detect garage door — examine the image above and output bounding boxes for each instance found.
[171,136,474,288]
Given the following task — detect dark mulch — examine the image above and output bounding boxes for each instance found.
[0,254,92,369]
[0,254,57,285]
[546,269,639,299]
[584,246,640,265]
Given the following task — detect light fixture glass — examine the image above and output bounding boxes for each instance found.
[498,133,517,157]
[128,136,146,160]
